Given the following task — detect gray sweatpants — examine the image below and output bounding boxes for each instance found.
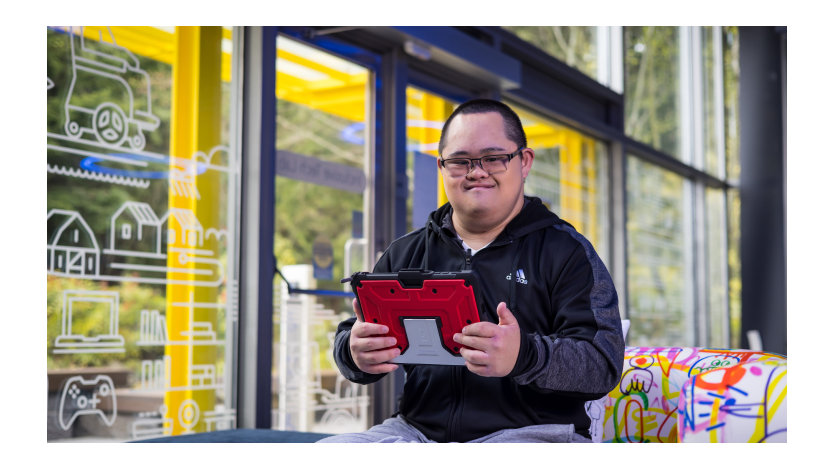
[316,415,591,443]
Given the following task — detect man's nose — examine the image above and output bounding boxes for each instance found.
[466,159,489,177]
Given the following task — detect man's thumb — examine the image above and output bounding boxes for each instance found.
[496,302,517,325]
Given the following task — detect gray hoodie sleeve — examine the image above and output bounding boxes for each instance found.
[509,227,625,400]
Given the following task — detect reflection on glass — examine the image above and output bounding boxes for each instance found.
[406,87,455,231]
[517,108,609,263]
[504,26,599,82]
[273,34,371,434]
[706,188,728,347]
[47,26,238,441]
[727,188,742,348]
[626,157,693,346]
[624,27,682,159]
[723,27,741,182]
[702,26,721,177]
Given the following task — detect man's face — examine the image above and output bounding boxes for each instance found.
[438,112,533,228]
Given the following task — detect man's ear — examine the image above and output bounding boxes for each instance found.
[520,147,534,179]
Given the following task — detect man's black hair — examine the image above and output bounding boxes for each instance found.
[437,98,527,156]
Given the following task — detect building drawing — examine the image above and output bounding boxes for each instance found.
[162,208,204,247]
[109,201,163,255]
[47,209,100,277]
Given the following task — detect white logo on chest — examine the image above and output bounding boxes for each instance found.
[506,268,528,285]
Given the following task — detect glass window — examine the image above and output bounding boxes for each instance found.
[706,187,729,347]
[626,156,694,346]
[727,188,742,348]
[47,26,238,441]
[273,35,372,434]
[503,26,599,84]
[723,27,741,182]
[516,107,609,263]
[702,26,722,177]
[405,87,456,231]
[624,27,682,159]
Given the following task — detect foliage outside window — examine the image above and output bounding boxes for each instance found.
[47,26,237,442]
[624,26,682,159]
[626,157,693,346]
[723,26,741,348]
[504,26,598,81]
[706,187,729,347]
[702,26,721,176]
[272,34,371,433]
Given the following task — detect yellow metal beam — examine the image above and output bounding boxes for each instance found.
[166,26,223,436]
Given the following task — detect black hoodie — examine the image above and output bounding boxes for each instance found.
[333,196,624,442]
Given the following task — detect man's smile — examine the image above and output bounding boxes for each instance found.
[463,181,496,190]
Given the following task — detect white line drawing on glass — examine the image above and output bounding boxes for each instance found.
[46,204,225,287]
[131,404,173,440]
[140,356,171,390]
[47,209,100,277]
[205,228,228,243]
[138,309,167,346]
[170,166,201,200]
[108,201,163,256]
[47,77,55,90]
[169,290,225,346]
[164,208,204,248]
[54,290,125,354]
[45,139,161,168]
[139,354,221,392]
[228,280,239,322]
[57,374,117,431]
[177,399,200,433]
[315,331,369,433]
[192,145,232,172]
[275,265,369,433]
[62,26,160,150]
[137,293,226,347]
[203,406,236,432]
[47,163,151,188]
[190,364,217,388]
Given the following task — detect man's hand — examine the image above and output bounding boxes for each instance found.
[349,298,400,374]
[453,302,521,377]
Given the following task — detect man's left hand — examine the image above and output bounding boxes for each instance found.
[453,302,520,377]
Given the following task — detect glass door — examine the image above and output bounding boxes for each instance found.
[271,34,373,433]
[46,26,239,441]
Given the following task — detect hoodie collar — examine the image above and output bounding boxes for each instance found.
[427,196,561,241]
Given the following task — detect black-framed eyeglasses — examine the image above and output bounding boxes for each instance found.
[439,147,525,177]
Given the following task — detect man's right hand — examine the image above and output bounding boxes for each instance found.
[349,298,401,374]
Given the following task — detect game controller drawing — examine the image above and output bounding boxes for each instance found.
[58,375,117,430]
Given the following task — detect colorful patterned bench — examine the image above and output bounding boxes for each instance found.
[588,347,787,443]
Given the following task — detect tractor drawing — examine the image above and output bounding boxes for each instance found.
[63,27,160,150]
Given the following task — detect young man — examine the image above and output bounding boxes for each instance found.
[319,99,624,443]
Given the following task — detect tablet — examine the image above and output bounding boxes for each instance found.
[342,269,481,365]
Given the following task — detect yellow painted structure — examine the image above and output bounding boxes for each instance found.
[165,26,223,435]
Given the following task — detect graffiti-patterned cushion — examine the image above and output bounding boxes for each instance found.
[677,359,787,442]
[598,347,785,443]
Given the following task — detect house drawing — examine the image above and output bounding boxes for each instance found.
[162,208,204,248]
[109,201,162,255]
[47,209,100,276]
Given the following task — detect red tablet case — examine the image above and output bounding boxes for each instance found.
[343,270,481,361]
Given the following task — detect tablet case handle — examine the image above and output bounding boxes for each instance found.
[397,268,429,288]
